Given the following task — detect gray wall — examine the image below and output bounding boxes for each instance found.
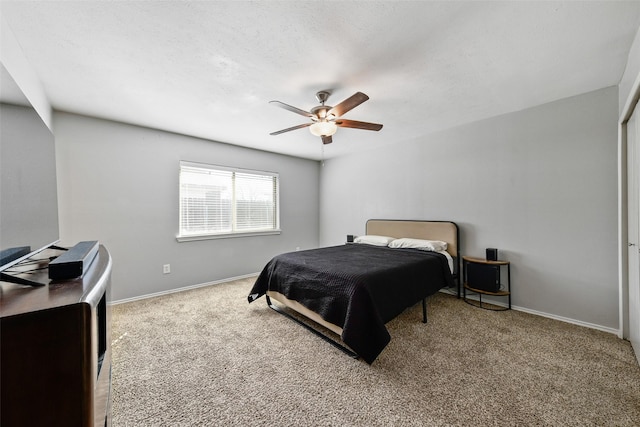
[1,104,58,259]
[319,86,619,330]
[53,112,320,301]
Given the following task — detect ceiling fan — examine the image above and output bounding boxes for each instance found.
[269,91,383,144]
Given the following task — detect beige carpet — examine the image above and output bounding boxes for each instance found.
[110,277,640,426]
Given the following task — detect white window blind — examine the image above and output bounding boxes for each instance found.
[178,162,279,240]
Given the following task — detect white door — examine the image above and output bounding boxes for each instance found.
[628,110,640,365]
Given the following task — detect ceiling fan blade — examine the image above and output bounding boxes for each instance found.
[327,92,369,117]
[336,119,383,131]
[269,100,314,117]
[270,123,312,135]
[321,135,333,145]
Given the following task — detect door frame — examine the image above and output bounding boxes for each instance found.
[619,72,640,343]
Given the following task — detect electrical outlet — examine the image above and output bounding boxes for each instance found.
[296,247,300,251]
[163,264,171,274]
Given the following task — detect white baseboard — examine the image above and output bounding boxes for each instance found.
[110,273,260,305]
[512,305,619,335]
[438,288,619,336]
[111,278,620,337]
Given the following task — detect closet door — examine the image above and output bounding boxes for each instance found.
[628,110,640,365]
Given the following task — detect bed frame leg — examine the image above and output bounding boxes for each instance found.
[422,298,427,323]
[265,295,359,359]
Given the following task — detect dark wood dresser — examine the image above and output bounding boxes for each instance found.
[0,245,112,427]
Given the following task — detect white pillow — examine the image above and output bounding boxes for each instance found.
[388,238,448,252]
[353,235,396,247]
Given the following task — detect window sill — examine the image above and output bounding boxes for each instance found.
[176,230,281,242]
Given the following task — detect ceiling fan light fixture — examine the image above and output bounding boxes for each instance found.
[309,121,337,137]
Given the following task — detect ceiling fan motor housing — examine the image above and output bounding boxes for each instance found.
[310,105,332,120]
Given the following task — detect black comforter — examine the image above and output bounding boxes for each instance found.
[248,244,453,364]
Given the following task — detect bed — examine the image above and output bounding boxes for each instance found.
[248,219,460,364]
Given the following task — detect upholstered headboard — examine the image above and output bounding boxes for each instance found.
[365,219,459,258]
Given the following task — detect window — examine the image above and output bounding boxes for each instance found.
[177,161,280,241]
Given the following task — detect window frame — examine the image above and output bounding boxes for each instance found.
[176,161,280,242]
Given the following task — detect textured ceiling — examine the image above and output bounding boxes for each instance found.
[1,1,640,160]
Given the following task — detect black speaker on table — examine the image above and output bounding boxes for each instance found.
[346,235,354,243]
[467,262,501,293]
[486,248,498,261]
